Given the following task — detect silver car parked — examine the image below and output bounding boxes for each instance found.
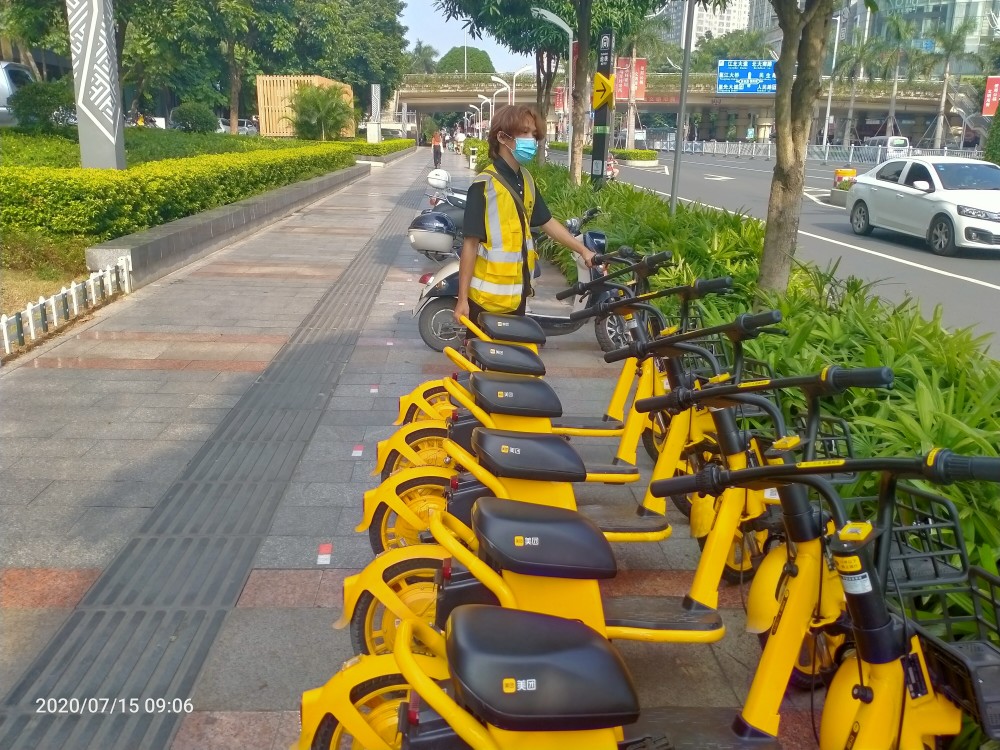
[0,61,37,126]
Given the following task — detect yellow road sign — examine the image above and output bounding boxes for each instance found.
[592,72,614,110]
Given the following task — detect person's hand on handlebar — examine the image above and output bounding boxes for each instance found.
[453,298,469,325]
[541,217,597,268]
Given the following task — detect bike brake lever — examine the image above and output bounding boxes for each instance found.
[760,327,789,337]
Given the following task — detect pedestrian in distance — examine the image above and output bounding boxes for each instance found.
[431,130,443,168]
[455,104,597,331]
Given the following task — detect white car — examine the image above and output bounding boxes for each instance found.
[847,156,1000,256]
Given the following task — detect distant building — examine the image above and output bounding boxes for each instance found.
[749,0,1000,72]
[662,0,751,47]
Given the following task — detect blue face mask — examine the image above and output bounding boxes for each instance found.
[512,137,537,164]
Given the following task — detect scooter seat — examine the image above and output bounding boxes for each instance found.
[472,497,617,580]
[467,339,546,377]
[472,427,586,483]
[477,313,546,345]
[469,372,562,418]
[446,605,640,731]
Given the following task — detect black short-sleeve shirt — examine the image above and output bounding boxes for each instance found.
[463,158,552,241]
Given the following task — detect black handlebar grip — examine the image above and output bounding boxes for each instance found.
[693,277,733,296]
[827,366,894,391]
[938,451,1000,483]
[590,253,617,266]
[649,467,719,498]
[633,393,681,414]
[741,310,783,329]
[556,283,584,301]
[640,251,672,270]
[569,305,600,322]
[604,342,640,364]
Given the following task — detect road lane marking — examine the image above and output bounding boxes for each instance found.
[704,174,735,181]
[797,231,1000,292]
[632,183,1000,293]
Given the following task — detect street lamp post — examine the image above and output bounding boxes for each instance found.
[822,13,842,148]
[669,0,697,215]
[531,7,573,155]
[469,103,481,137]
[511,64,533,106]
[490,76,511,108]
[477,94,491,133]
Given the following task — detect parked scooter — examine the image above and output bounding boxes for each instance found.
[413,209,632,352]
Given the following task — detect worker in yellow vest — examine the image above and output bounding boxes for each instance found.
[455,105,596,328]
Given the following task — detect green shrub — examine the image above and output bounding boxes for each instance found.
[7,78,74,132]
[462,137,489,171]
[532,163,1000,588]
[0,229,90,274]
[984,113,1000,167]
[0,144,355,247]
[612,148,656,161]
[287,83,354,141]
[347,138,415,156]
[169,102,218,134]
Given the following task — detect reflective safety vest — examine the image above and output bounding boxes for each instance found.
[468,164,538,313]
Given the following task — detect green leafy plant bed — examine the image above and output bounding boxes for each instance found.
[348,139,416,156]
[538,142,655,161]
[529,163,1000,589]
[1,144,356,256]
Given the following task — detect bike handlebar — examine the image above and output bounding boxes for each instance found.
[603,310,782,364]
[556,249,672,300]
[566,277,734,323]
[648,450,1000,499]
[634,365,894,414]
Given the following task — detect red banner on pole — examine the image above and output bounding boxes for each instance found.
[614,58,648,102]
[984,76,1000,116]
[554,86,565,112]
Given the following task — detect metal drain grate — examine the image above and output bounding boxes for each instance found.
[0,169,426,749]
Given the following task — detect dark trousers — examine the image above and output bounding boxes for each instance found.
[432,145,442,167]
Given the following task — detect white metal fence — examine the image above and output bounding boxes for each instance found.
[653,140,985,165]
[1,257,132,359]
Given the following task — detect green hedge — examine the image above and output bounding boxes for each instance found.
[531,164,1000,592]
[544,142,656,160]
[0,129,410,168]
[0,144,356,243]
[346,138,415,156]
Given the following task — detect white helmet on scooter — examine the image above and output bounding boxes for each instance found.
[427,169,451,190]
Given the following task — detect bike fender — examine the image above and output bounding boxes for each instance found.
[745,544,789,633]
[372,421,449,475]
[393,381,451,426]
[356,467,457,533]
[333,545,450,629]
[688,492,716,540]
[295,653,448,750]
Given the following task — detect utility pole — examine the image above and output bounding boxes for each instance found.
[626,43,638,150]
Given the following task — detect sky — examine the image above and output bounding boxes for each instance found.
[399,0,534,74]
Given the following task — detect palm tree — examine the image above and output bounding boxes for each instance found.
[408,40,439,74]
[287,83,355,141]
[881,15,916,139]
[930,19,978,148]
[834,30,883,146]
[618,15,671,149]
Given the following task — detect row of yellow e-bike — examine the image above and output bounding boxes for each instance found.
[293,247,1000,750]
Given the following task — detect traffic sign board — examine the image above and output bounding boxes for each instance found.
[592,72,615,110]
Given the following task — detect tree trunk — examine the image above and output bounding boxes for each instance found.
[535,50,558,164]
[570,0,593,185]
[626,43,637,150]
[886,58,900,138]
[934,59,950,149]
[227,44,240,136]
[17,42,41,80]
[759,0,835,294]
[843,78,858,146]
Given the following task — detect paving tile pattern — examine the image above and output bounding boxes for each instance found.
[0,165,426,750]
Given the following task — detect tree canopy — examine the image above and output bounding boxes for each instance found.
[436,46,495,74]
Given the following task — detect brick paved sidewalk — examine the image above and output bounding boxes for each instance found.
[0,148,822,750]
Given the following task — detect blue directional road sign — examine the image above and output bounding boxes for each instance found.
[716,59,777,95]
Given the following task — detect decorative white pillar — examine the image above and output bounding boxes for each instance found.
[66,0,126,169]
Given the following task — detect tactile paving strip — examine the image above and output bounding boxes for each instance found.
[0,170,426,749]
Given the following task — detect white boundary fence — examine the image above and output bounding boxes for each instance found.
[655,140,984,165]
[2,257,132,359]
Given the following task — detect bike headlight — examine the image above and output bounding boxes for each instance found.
[957,205,1000,222]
